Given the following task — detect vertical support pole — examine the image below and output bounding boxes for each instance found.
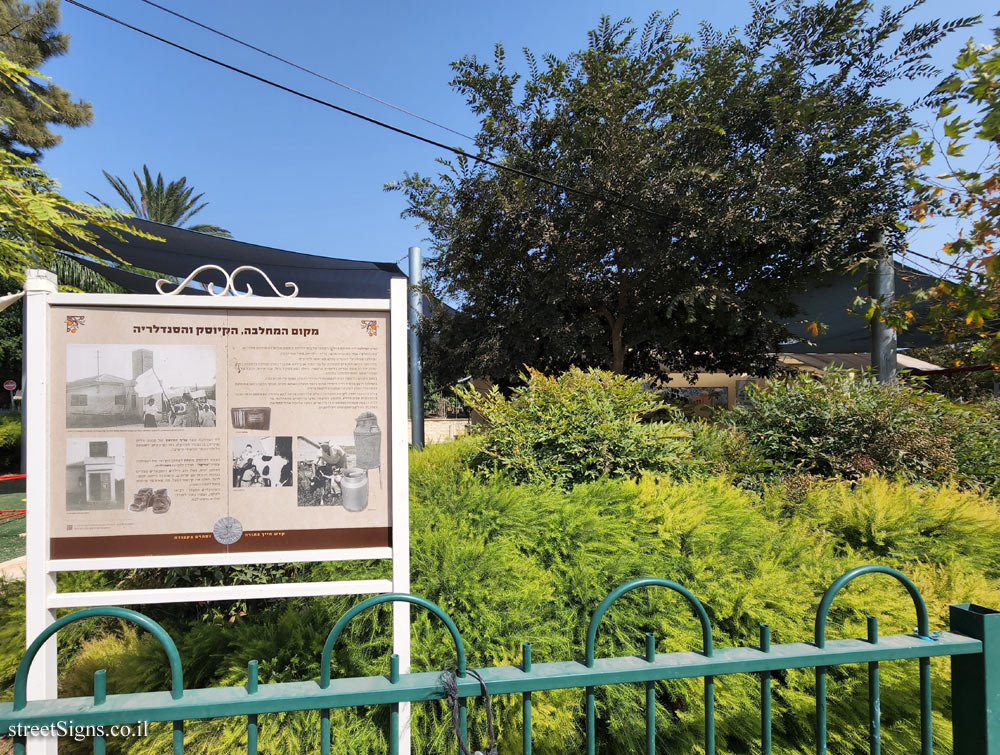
[868,251,897,383]
[867,616,881,755]
[407,247,424,449]
[522,643,533,755]
[390,277,412,755]
[389,654,400,755]
[951,603,1000,754]
[816,666,827,755]
[705,675,715,754]
[93,669,106,755]
[23,269,56,755]
[246,660,258,755]
[645,633,656,755]
[586,686,595,755]
[760,625,772,755]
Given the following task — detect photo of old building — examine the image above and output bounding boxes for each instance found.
[65,438,125,511]
[66,344,216,428]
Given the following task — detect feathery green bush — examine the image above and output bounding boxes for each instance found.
[20,441,997,754]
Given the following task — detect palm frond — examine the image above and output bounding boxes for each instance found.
[92,165,230,236]
[186,224,232,238]
[94,170,142,215]
[48,254,125,293]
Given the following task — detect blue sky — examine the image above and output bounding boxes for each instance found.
[38,0,993,274]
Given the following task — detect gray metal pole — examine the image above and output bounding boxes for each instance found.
[869,253,897,383]
[408,247,424,448]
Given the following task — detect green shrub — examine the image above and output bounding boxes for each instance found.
[728,367,1000,494]
[455,367,696,486]
[949,399,1000,496]
[0,578,24,704]
[23,444,999,755]
[0,411,20,473]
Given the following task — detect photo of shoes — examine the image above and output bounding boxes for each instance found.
[129,487,153,512]
[150,489,171,514]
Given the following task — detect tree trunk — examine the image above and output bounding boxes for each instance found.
[601,286,629,374]
[610,314,625,374]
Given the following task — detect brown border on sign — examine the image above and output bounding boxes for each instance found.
[50,527,392,559]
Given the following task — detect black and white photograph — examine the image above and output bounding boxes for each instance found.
[232,436,293,488]
[231,406,271,431]
[65,438,125,511]
[296,437,368,511]
[66,344,216,429]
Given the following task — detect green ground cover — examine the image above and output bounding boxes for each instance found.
[0,490,25,563]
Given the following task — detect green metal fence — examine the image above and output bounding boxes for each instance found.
[2,564,998,754]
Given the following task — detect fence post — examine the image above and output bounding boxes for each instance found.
[950,603,1000,754]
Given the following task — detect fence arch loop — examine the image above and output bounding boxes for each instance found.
[585,577,713,667]
[321,593,465,688]
[815,565,931,648]
[13,606,184,710]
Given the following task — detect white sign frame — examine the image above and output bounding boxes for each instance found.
[23,270,411,754]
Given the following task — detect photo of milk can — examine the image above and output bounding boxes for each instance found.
[340,467,370,511]
[354,412,381,469]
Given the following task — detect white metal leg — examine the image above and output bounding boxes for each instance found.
[24,270,57,755]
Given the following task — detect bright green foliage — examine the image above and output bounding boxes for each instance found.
[47,254,126,294]
[4,369,998,752]
[727,367,1000,494]
[896,26,1000,364]
[0,578,24,704]
[455,367,695,486]
[0,411,21,471]
[0,143,160,283]
[0,297,21,409]
[0,49,161,395]
[0,52,161,282]
[24,446,1000,755]
[89,165,232,238]
[0,0,92,160]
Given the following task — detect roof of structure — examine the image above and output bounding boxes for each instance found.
[62,218,405,299]
[66,374,134,388]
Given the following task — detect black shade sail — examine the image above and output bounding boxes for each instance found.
[62,218,405,299]
[69,253,209,295]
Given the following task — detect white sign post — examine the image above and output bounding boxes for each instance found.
[22,268,411,754]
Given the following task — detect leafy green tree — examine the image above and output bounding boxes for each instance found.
[393,5,976,383]
[89,165,232,238]
[0,56,158,280]
[899,25,1000,365]
[0,50,159,394]
[0,0,93,160]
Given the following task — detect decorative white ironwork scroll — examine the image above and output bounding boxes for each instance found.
[155,265,299,298]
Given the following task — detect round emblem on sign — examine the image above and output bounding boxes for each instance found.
[213,516,243,545]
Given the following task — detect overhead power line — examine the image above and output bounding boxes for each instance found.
[136,0,476,143]
[64,0,670,222]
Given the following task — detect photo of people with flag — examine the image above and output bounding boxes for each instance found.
[66,344,216,429]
